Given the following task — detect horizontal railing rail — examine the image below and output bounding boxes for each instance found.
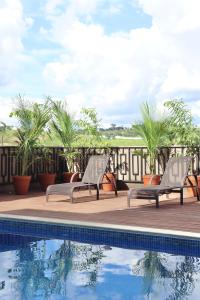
[0,146,199,184]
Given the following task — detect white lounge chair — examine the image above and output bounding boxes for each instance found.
[128,156,195,208]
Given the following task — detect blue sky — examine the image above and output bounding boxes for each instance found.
[1,0,200,126]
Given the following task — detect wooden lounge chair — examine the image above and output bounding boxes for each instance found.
[127,156,196,208]
[46,155,117,203]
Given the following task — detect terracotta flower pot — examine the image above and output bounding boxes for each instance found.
[197,176,200,195]
[12,175,31,195]
[63,172,79,183]
[102,173,116,191]
[63,172,74,183]
[143,174,161,186]
[38,173,56,192]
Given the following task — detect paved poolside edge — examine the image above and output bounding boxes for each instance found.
[0,213,200,240]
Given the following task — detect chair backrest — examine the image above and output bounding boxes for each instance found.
[160,156,192,187]
[82,155,109,184]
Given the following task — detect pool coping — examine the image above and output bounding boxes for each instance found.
[0,213,200,240]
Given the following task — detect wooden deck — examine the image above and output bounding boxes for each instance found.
[0,184,200,234]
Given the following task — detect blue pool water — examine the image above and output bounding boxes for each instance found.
[0,220,200,299]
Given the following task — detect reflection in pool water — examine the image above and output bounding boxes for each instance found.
[0,234,200,299]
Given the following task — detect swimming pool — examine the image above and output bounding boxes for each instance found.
[0,218,200,299]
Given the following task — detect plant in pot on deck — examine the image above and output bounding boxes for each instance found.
[164,99,200,196]
[10,96,50,194]
[37,148,57,191]
[49,99,80,183]
[132,102,168,185]
[76,108,116,191]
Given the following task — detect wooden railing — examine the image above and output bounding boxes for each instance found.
[0,146,199,184]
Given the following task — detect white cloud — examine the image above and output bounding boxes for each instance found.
[45,0,64,14]
[0,97,15,125]
[138,0,200,34]
[1,0,200,125]
[136,0,200,103]
[40,0,200,124]
[0,0,31,87]
[44,0,123,19]
[160,63,200,94]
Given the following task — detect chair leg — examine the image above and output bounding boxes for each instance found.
[70,189,74,203]
[196,186,200,201]
[46,194,49,202]
[180,188,183,205]
[96,187,99,200]
[88,185,92,195]
[155,194,159,208]
[127,196,130,208]
[113,180,118,197]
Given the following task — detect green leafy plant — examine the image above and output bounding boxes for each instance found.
[76,108,107,147]
[132,102,168,174]
[164,99,200,155]
[10,95,50,175]
[49,98,80,172]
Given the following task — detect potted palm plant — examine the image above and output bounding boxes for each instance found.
[49,99,80,183]
[10,96,50,194]
[37,148,57,191]
[132,102,168,185]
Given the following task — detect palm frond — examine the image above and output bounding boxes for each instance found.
[11,95,51,175]
[133,102,168,173]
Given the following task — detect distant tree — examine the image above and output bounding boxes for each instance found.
[0,121,7,145]
[110,124,116,130]
[77,108,107,147]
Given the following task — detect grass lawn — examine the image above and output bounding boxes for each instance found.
[104,138,145,147]
[0,130,145,147]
